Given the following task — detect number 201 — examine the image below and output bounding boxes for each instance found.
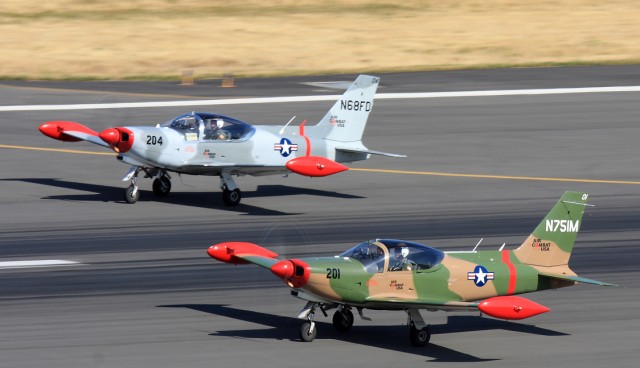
[326,268,341,279]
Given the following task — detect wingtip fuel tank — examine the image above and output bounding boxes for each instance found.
[478,296,551,320]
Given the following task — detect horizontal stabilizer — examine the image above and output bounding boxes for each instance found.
[336,147,406,158]
[539,272,617,286]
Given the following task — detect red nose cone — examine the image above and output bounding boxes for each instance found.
[99,128,120,146]
[270,260,295,280]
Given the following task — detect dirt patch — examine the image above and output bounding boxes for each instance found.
[2,0,640,79]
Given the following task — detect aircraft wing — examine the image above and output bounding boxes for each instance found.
[336,147,407,158]
[207,242,279,269]
[39,121,111,148]
[363,296,479,311]
[63,131,110,148]
[234,254,280,269]
[539,272,617,286]
[180,164,287,177]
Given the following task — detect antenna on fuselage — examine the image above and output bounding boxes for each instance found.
[279,116,296,135]
[498,243,506,251]
[472,238,483,252]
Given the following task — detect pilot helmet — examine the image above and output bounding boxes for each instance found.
[216,119,225,129]
[401,247,409,258]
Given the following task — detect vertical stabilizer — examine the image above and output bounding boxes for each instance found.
[315,75,380,142]
[513,192,590,267]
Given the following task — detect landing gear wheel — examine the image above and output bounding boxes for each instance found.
[332,308,354,332]
[152,176,171,197]
[124,186,139,204]
[299,322,317,342]
[409,323,430,347]
[222,188,241,206]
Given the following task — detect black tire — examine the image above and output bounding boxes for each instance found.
[152,177,171,197]
[332,308,354,332]
[299,322,317,342]
[124,186,139,204]
[222,188,241,206]
[409,323,430,347]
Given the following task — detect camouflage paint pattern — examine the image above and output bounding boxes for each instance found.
[288,192,590,308]
[210,192,604,314]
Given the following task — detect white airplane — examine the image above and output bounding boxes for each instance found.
[39,75,404,206]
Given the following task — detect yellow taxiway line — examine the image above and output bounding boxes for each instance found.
[0,144,114,156]
[3,143,639,185]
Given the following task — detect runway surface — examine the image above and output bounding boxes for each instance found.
[1,67,639,367]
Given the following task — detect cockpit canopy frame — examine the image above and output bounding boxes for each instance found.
[161,112,256,142]
[340,239,444,274]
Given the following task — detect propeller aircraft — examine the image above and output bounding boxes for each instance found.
[207,192,614,346]
[38,75,402,206]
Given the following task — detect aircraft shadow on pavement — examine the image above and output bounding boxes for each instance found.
[3,178,362,215]
[154,304,574,362]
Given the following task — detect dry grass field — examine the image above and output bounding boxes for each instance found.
[2,0,640,79]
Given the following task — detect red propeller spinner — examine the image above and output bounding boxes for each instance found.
[99,127,134,153]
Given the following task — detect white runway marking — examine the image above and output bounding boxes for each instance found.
[0,260,80,269]
[1,86,640,111]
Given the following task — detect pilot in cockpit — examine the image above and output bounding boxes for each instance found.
[215,119,229,140]
[389,246,413,271]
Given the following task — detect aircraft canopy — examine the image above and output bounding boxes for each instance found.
[161,112,255,142]
[340,239,444,274]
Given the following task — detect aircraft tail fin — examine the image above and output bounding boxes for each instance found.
[513,192,590,267]
[315,75,380,142]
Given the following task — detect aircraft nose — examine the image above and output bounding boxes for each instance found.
[99,128,120,146]
[270,259,310,288]
[270,260,295,280]
[99,127,134,153]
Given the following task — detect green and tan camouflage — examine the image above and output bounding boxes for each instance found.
[207,191,614,346]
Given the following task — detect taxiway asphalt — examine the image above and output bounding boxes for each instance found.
[1,67,639,367]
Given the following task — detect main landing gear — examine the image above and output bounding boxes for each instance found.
[120,167,244,207]
[297,303,369,342]
[220,172,241,207]
[407,309,431,347]
[296,303,431,347]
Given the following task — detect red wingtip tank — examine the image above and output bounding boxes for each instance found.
[478,296,551,320]
[286,156,349,177]
[39,121,99,142]
[207,242,279,264]
[98,127,134,153]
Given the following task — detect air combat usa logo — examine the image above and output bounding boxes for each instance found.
[467,265,495,287]
[274,138,298,157]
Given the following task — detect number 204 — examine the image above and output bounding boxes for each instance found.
[146,135,163,145]
[326,268,341,279]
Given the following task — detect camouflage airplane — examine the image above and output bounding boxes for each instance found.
[38,75,402,206]
[207,192,614,346]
